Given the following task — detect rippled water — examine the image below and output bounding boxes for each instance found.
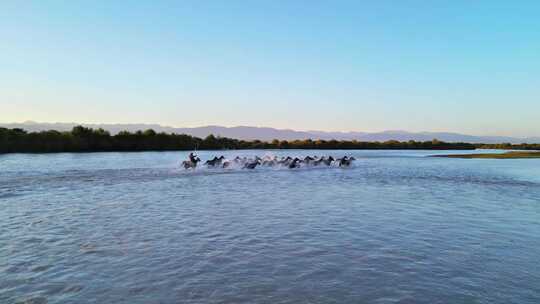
[1,150,540,303]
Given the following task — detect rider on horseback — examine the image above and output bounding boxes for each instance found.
[189,152,198,163]
[182,152,201,169]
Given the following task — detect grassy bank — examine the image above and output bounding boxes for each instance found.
[475,143,540,150]
[434,151,540,159]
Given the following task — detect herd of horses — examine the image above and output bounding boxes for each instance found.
[181,154,356,170]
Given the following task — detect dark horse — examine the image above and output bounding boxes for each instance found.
[243,159,260,169]
[337,156,355,167]
[205,156,225,168]
[314,156,334,166]
[288,157,301,169]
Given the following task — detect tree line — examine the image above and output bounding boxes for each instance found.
[0,126,476,153]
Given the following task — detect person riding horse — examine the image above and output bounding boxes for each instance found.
[182,152,201,169]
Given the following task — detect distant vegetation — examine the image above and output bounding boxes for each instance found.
[0,126,476,153]
[475,143,540,150]
[434,151,540,159]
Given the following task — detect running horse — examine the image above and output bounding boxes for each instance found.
[182,153,201,169]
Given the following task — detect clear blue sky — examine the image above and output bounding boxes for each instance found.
[2,1,539,137]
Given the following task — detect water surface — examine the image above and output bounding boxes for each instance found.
[1,150,539,303]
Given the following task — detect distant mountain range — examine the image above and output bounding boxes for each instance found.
[2,121,539,144]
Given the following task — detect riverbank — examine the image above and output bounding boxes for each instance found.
[433,151,540,159]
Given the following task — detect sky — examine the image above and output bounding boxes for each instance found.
[1,1,539,137]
